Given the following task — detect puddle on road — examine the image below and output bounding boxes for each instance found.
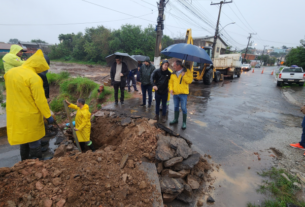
[210,151,273,207]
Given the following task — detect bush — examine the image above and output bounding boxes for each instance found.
[0,56,4,74]
[60,77,98,98]
[50,93,74,112]
[47,72,70,85]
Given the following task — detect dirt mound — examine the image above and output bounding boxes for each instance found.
[0,111,215,206]
[0,151,158,207]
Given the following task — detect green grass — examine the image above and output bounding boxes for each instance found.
[248,167,305,207]
[50,93,74,112]
[51,59,107,66]
[46,71,70,85]
[60,77,98,97]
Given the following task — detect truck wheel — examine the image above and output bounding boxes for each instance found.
[203,69,213,85]
[214,71,221,82]
[276,81,282,87]
[299,83,304,87]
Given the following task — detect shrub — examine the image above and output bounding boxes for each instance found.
[50,93,74,112]
[47,71,70,85]
[60,77,98,98]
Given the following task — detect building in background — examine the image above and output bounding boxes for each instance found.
[0,42,12,56]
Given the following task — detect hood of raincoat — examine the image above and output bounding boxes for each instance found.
[82,104,89,110]
[23,49,50,74]
[9,45,24,55]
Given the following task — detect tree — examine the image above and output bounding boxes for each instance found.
[301,36,305,47]
[285,46,305,68]
[282,45,288,49]
[31,39,47,44]
[8,39,19,44]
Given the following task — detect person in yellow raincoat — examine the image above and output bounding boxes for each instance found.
[65,99,95,152]
[2,45,26,73]
[169,60,193,130]
[4,49,54,161]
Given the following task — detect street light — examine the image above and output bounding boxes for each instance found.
[219,22,235,33]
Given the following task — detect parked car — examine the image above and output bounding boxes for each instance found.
[255,64,261,68]
[241,64,251,71]
[276,66,305,87]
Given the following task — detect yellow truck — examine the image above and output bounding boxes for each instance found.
[185,29,242,84]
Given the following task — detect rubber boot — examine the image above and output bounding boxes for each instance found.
[41,140,49,146]
[88,144,96,152]
[182,114,187,130]
[20,144,30,161]
[29,146,42,160]
[170,111,179,125]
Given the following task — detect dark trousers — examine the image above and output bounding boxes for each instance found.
[300,117,305,147]
[155,92,167,116]
[113,82,124,103]
[141,84,153,106]
[127,75,137,91]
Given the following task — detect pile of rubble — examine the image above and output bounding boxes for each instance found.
[0,110,215,206]
[154,134,213,204]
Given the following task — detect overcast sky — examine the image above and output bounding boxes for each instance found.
[1,0,304,50]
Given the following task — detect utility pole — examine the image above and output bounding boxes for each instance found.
[261,45,269,65]
[154,0,168,67]
[211,0,232,59]
[243,33,256,63]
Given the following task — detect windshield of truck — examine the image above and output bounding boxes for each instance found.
[242,64,250,67]
[282,68,303,73]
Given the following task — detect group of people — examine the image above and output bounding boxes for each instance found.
[110,55,193,129]
[2,45,94,161]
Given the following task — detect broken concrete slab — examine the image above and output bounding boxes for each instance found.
[161,169,182,178]
[54,144,66,158]
[155,144,175,161]
[159,176,185,194]
[137,125,146,136]
[170,138,192,159]
[172,152,201,171]
[187,175,200,190]
[138,162,164,207]
[176,191,193,203]
[164,157,183,168]
[121,117,132,126]
[93,111,104,117]
[163,193,178,203]
[207,195,215,203]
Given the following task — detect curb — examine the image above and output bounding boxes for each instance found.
[282,91,302,107]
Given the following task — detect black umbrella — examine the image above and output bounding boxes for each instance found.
[131,55,148,62]
[106,52,137,70]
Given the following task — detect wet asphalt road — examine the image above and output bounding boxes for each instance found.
[1,66,303,206]
[104,66,303,206]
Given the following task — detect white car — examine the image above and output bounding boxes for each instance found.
[241,64,251,71]
[277,67,305,87]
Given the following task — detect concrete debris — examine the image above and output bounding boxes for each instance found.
[187,175,200,190]
[164,157,183,167]
[160,176,185,194]
[120,154,129,169]
[173,152,201,171]
[176,191,193,203]
[281,173,291,182]
[170,138,192,159]
[54,144,66,158]
[121,117,132,126]
[207,195,215,203]
[163,193,177,202]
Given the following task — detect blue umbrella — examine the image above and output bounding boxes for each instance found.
[161,43,213,64]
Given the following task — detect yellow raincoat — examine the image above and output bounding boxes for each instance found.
[68,104,91,142]
[2,45,25,73]
[4,50,51,145]
[169,68,193,95]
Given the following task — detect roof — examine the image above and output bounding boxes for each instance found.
[0,42,13,50]
[19,41,39,46]
[193,36,228,47]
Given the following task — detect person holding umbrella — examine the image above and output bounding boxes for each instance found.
[140,57,155,107]
[169,60,193,130]
[110,56,129,105]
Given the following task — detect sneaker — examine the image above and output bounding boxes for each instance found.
[290,143,305,150]
[135,89,139,92]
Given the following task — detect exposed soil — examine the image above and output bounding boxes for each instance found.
[49,62,110,84]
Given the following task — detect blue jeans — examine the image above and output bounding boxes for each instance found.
[173,94,188,114]
[141,84,153,105]
[300,116,305,148]
[155,93,167,116]
[127,75,137,91]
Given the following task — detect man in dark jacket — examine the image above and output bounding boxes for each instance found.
[127,68,138,92]
[151,60,171,122]
[110,56,129,104]
[140,57,155,107]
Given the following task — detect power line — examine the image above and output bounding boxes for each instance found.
[233,2,256,33]
[0,12,154,26]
